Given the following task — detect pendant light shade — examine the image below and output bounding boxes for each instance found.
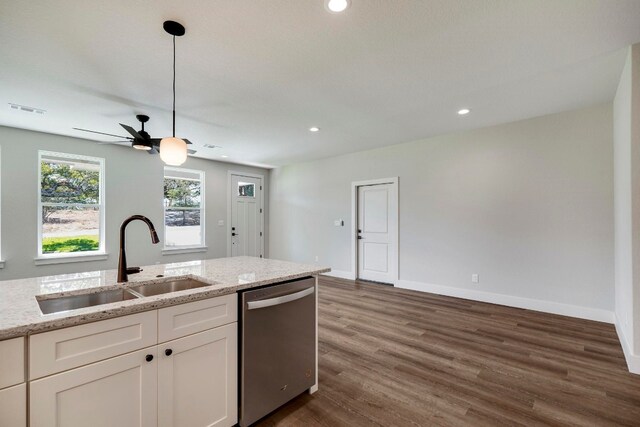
[161,20,188,166]
[159,137,187,166]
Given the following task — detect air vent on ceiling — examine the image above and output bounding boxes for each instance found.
[8,103,46,114]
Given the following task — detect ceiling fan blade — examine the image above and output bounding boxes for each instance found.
[149,138,162,144]
[97,141,131,146]
[183,139,193,145]
[120,123,144,140]
[187,149,197,155]
[148,147,158,154]
[73,127,130,139]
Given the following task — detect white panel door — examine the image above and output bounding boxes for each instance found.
[357,183,397,283]
[231,174,263,257]
[158,323,238,427]
[30,347,158,427]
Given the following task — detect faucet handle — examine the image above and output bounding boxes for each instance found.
[126,267,142,274]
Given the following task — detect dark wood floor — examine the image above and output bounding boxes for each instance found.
[257,275,640,426]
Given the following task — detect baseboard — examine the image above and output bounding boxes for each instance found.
[321,269,354,280]
[614,316,640,375]
[396,279,615,324]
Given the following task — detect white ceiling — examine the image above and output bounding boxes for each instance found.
[1,0,640,168]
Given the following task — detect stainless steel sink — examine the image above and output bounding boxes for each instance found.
[37,289,139,315]
[127,278,213,297]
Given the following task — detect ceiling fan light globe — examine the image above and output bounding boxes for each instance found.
[159,137,188,166]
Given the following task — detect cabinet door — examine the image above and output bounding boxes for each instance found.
[30,347,158,427]
[0,383,26,427]
[158,323,238,427]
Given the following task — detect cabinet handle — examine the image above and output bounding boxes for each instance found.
[145,354,154,362]
[165,349,173,356]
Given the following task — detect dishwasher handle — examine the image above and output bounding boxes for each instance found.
[247,286,315,310]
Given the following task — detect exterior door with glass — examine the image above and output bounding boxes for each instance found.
[230,174,263,257]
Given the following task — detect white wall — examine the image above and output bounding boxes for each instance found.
[614,43,640,373]
[0,126,269,280]
[270,103,614,321]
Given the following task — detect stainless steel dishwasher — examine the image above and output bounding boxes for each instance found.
[239,277,316,426]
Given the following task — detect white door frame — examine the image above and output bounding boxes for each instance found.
[227,171,265,258]
[351,177,399,284]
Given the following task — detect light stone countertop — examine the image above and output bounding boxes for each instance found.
[0,256,330,340]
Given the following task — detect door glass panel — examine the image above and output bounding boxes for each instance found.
[238,182,255,198]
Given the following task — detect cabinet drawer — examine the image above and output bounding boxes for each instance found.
[158,293,237,342]
[0,336,25,388]
[30,310,157,380]
[0,383,26,427]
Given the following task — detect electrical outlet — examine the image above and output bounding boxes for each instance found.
[334,219,344,226]
[471,274,479,284]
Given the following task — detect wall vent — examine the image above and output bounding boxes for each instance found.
[8,103,46,114]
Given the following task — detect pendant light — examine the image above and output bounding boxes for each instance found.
[160,20,188,166]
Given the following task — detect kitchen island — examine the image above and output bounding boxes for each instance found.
[0,256,330,427]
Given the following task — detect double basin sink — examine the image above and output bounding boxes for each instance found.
[38,278,214,315]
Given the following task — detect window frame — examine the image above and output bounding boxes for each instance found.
[163,166,206,251]
[0,146,3,268]
[36,151,106,260]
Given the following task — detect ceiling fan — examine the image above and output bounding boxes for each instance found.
[73,115,196,156]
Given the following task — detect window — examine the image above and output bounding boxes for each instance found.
[38,151,105,258]
[0,146,3,268]
[238,182,255,198]
[164,167,205,249]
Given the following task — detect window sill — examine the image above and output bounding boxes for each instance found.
[162,246,208,256]
[34,253,109,266]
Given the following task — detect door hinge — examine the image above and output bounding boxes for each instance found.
[260,232,263,237]
[260,208,263,213]
[260,185,262,190]
[260,254,263,258]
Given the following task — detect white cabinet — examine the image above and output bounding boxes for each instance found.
[27,295,238,427]
[0,383,26,427]
[158,323,238,427]
[30,347,158,427]
[0,337,24,388]
[0,337,26,426]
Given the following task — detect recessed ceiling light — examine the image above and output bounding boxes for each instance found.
[309,127,320,132]
[457,108,471,115]
[325,0,350,13]
[221,155,228,158]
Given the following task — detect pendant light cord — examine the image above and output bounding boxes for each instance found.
[172,35,176,138]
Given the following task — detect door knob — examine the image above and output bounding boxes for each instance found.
[357,236,364,240]
[165,349,173,356]
[145,354,154,362]
[232,232,239,236]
